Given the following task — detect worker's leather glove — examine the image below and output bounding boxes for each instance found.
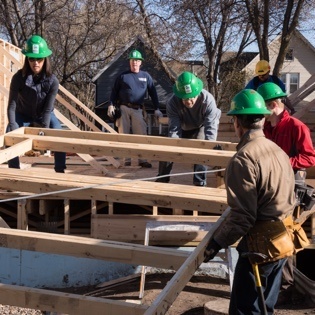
[154,109,163,118]
[204,238,222,262]
[107,105,115,118]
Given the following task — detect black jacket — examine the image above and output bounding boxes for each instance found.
[8,69,59,130]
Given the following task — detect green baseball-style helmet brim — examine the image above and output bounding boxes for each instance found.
[227,89,271,116]
[22,35,52,58]
[257,82,287,102]
[173,71,203,99]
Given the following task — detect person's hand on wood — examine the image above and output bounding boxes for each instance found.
[204,239,221,262]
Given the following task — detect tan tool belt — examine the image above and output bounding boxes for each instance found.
[246,220,295,264]
[283,215,310,253]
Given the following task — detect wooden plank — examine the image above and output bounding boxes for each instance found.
[294,99,315,120]
[58,85,117,134]
[0,283,147,315]
[56,94,103,132]
[23,127,238,151]
[17,199,27,230]
[0,227,189,270]
[0,168,228,214]
[91,214,219,244]
[4,133,234,167]
[144,207,231,315]
[0,138,33,164]
[91,215,220,244]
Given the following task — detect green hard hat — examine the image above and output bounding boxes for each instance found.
[128,49,144,60]
[22,35,52,58]
[257,82,287,102]
[227,89,271,116]
[173,71,203,99]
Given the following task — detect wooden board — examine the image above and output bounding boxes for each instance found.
[91,215,220,245]
[0,168,228,214]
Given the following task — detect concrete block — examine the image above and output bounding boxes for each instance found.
[204,298,229,315]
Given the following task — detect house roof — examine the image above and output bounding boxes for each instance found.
[241,29,315,73]
[92,35,146,82]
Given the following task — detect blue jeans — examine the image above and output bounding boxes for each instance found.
[7,112,66,172]
[156,127,207,186]
[229,254,286,315]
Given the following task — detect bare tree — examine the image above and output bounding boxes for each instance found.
[243,0,308,76]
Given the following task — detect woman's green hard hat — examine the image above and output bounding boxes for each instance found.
[22,35,52,58]
[257,82,287,102]
[173,71,203,99]
[227,89,271,115]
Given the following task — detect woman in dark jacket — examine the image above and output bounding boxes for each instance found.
[7,34,66,173]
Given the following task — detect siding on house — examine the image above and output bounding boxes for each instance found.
[243,30,315,102]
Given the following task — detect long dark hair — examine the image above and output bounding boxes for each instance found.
[21,57,53,77]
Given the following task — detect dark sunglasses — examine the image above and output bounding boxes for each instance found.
[28,57,44,63]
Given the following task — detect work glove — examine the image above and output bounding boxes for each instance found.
[204,238,222,263]
[154,109,163,118]
[107,105,115,118]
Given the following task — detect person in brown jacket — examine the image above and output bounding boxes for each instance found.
[204,89,295,314]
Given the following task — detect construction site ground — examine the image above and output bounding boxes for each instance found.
[52,272,313,315]
[0,153,315,314]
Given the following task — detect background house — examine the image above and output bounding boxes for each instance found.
[243,29,315,104]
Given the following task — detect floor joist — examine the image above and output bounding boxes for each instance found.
[0,168,228,213]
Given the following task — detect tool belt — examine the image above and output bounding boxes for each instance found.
[246,220,295,264]
[123,103,142,110]
[283,215,310,253]
[246,215,310,264]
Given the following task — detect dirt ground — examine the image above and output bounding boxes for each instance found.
[57,272,314,315]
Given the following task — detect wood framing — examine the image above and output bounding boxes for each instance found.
[0,168,227,214]
[0,208,230,314]
[2,128,235,168]
[91,214,220,245]
[0,284,147,315]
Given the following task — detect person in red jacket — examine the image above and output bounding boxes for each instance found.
[257,82,315,304]
[257,82,315,177]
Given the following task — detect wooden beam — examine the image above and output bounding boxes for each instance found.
[0,138,33,164]
[4,133,234,167]
[58,85,117,134]
[293,99,315,120]
[0,227,189,270]
[0,283,147,315]
[0,168,227,213]
[91,214,220,244]
[23,127,238,151]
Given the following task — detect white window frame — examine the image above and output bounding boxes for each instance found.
[280,73,300,94]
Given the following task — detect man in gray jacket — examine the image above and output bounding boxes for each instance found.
[156,71,221,186]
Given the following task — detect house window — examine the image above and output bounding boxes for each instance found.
[285,48,294,61]
[280,73,299,94]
